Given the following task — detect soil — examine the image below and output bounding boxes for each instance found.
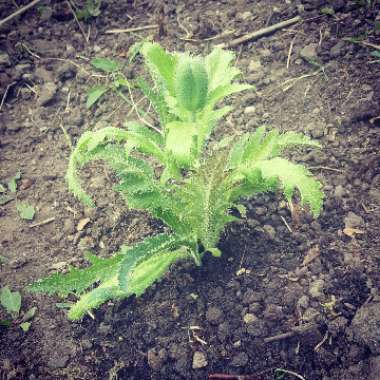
[1,0,380,379]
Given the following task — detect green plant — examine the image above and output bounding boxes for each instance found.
[29,44,323,320]
[75,0,101,22]
[0,287,36,331]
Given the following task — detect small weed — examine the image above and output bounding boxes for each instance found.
[0,287,36,332]
[30,43,323,320]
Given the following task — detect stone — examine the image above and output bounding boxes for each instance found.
[307,121,325,138]
[148,348,166,370]
[0,51,11,67]
[244,106,256,114]
[263,304,283,321]
[242,289,262,305]
[368,356,380,380]
[206,307,223,325]
[231,352,249,367]
[334,185,345,199]
[330,41,346,59]
[300,43,318,61]
[369,188,380,205]
[57,62,77,81]
[47,355,69,369]
[349,302,380,354]
[263,224,276,240]
[344,212,364,229]
[38,82,57,106]
[246,320,267,337]
[192,351,208,369]
[248,59,262,72]
[309,279,325,299]
[243,313,258,324]
[302,307,320,322]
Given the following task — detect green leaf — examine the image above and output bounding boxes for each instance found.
[207,248,222,257]
[320,6,335,15]
[28,251,124,297]
[20,322,31,332]
[370,51,380,58]
[7,170,21,193]
[140,42,178,96]
[234,204,247,218]
[165,121,197,167]
[86,85,109,108]
[0,183,6,193]
[0,287,21,317]
[0,195,14,206]
[175,56,208,113]
[22,307,37,322]
[247,157,324,217]
[205,47,240,93]
[90,57,120,73]
[118,233,181,292]
[16,203,35,220]
[0,319,12,327]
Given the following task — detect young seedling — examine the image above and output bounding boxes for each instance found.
[29,44,324,320]
[0,287,36,331]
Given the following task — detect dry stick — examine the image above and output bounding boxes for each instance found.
[105,24,158,34]
[217,15,302,49]
[275,369,306,380]
[264,322,316,343]
[29,217,55,228]
[0,81,17,112]
[0,0,42,28]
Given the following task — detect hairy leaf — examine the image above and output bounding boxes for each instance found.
[140,42,177,96]
[91,57,120,73]
[118,233,182,292]
[246,158,323,217]
[0,287,21,317]
[175,56,208,113]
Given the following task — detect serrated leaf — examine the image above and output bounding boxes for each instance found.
[7,170,21,193]
[20,322,31,332]
[90,57,120,73]
[16,203,36,220]
[118,233,181,292]
[28,251,124,297]
[140,42,178,96]
[86,85,109,108]
[165,121,197,167]
[249,157,324,217]
[0,287,21,317]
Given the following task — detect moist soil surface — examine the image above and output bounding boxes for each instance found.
[1,1,380,379]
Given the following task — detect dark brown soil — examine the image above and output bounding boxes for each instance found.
[1,1,380,379]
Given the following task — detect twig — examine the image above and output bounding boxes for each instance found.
[314,331,329,352]
[217,16,301,49]
[307,166,344,173]
[286,37,296,69]
[275,369,307,380]
[105,24,158,34]
[179,29,236,42]
[209,375,263,380]
[280,216,293,233]
[0,0,42,28]
[0,81,17,112]
[67,0,89,44]
[281,69,322,92]
[29,217,55,228]
[264,322,316,343]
